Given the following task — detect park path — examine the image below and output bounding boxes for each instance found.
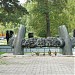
[0,54,74,75]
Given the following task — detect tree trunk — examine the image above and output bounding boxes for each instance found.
[44,0,50,37]
[45,12,50,37]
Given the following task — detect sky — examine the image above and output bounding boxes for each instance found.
[19,0,27,3]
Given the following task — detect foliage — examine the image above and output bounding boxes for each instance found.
[0,0,28,14]
[25,0,48,37]
[0,0,29,33]
[25,0,72,37]
[1,0,75,37]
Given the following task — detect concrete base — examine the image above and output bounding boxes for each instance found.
[13,25,25,55]
[59,25,73,55]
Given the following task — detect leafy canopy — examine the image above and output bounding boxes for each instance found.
[0,0,29,25]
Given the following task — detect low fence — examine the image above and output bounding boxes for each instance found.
[0,45,75,53]
[0,45,12,53]
[0,45,62,53]
[24,47,61,53]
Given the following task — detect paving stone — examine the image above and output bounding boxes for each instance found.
[0,54,74,75]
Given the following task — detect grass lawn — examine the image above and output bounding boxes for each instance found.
[0,39,7,45]
[0,52,5,55]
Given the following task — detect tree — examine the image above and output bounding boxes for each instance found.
[44,0,50,37]
[25,0,50,37]
[15,0,75,37]
[0,0,29,33]
[25,0,68,37]
[0,0,28,13]
[0,0,28,26]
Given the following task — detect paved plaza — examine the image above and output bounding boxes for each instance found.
[0,53,74,75]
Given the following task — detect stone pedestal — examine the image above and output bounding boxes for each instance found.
[13,25,25,55]
[59,25,72,55]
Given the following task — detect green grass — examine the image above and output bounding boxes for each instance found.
[0,39,7,45]
[0,40,7,55]
[0,52,5,55]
